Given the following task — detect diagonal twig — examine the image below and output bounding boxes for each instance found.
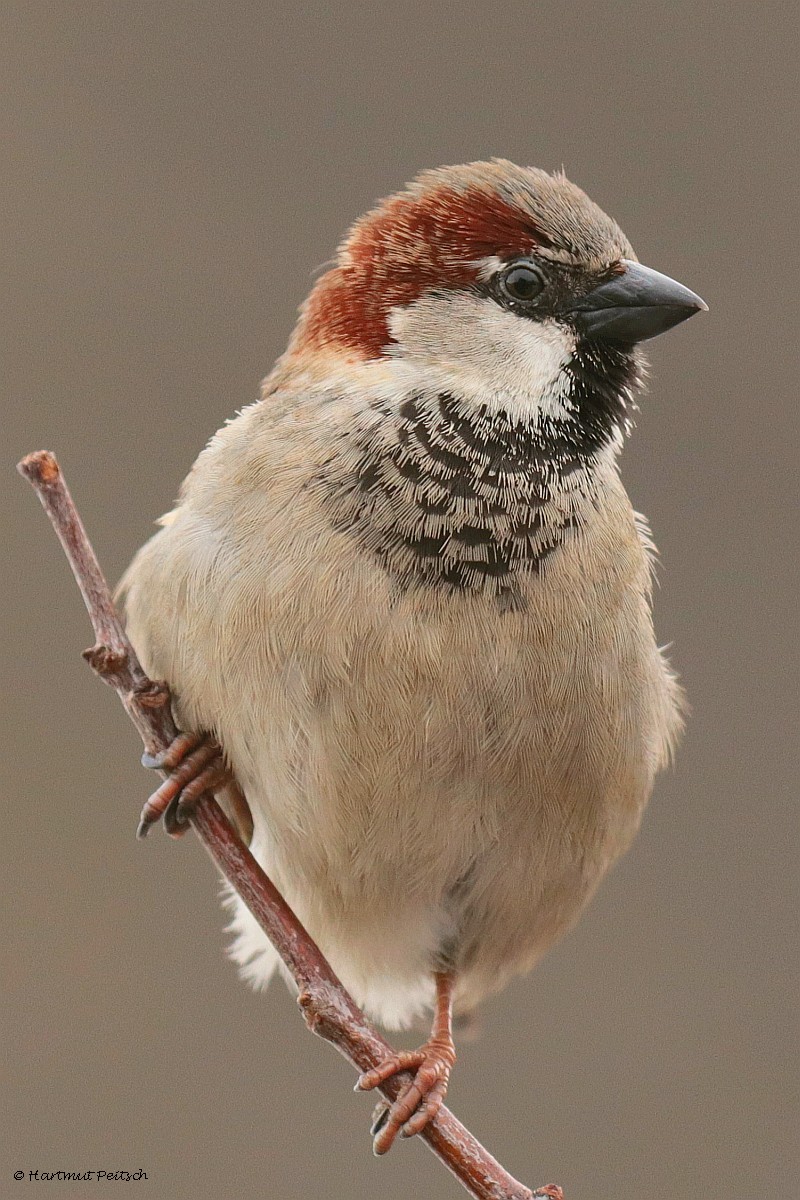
[18,449,562,1200]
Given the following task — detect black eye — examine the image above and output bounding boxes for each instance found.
[499,262,545,303]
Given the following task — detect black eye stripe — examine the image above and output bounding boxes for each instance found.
[482,259,625,322]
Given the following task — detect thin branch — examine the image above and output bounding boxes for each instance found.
[18,450,562,1200]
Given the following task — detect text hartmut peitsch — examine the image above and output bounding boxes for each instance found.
[14,1170,148,1182]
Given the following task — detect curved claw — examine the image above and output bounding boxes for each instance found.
[137,732,231,838]
[358,1040,455,1154]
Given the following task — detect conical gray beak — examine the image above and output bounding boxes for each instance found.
[571,259,708,344]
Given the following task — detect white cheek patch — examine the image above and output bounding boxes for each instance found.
[386,293,577,423]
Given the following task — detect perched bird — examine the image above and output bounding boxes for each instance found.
[121,160,705,1152]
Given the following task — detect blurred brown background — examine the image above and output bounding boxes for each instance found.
[4,3,798,1198]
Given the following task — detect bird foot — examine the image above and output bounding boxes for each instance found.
[357,1037,456,1154]
[137,730,232,839]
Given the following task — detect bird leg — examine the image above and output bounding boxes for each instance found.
[137,730,233,839]
[358,970,457,1155]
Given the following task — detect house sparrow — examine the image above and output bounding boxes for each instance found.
[120,159,705,1153]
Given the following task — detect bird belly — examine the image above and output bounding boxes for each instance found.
[122,471,680,1031]
[215,583,667,1029]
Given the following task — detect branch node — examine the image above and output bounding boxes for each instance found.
[298,985,344,1039]
[133,678,172,709]
[83,642,129,677]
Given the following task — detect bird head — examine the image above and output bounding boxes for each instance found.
[276,162,706,598]
[286,159,705,445]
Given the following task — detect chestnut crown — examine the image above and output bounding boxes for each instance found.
[288,160,635,361]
